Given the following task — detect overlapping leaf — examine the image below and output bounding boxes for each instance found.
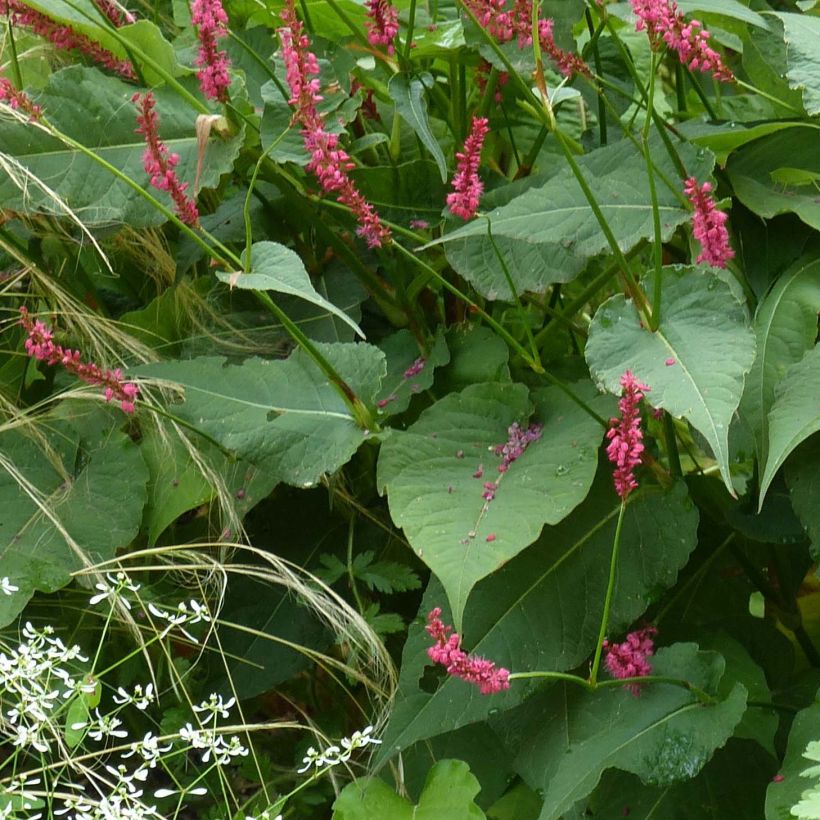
[137,343,385,487]
[374,479,698,765]
[377,382,605,625]
[435,138,714,300]
[586,266,755,494]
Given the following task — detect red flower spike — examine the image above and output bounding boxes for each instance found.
[683,177,735,269]
[425,608,510,694]
[191,0,232,102]
[605,371,649,499]
[365,0,399,53]
[447,116,489,221]
[602,626,657,695]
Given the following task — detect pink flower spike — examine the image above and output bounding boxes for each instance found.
[133,92,200,226]
[365,0,399,53]
[425,608,510,695]
[191,0,232,102]
[19,307,140,414]
[605,371,649,499]
[683,177,734,268]
[602,626,657,695]
[630,0,733,83]
[447,116,489,220]
[0,76,42,120]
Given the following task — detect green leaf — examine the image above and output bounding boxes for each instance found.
[217,241,364,338]
[679,120,806,166]
[140,426,213,546]
[332,759,485,820]
[772,13,820,115]
[759,346,820,509]
[0,422,149,627]
[739,256,820,469]
[786,438,820,560]
[510,644,747,820]
[377,381,604,625]
[0,67,242,227]
[64,676,101,749]
[437,325,511,391]
[389,74,448,183]
[435,137,714,300]
[677,0,770,28]
[766,689,820,820]
[375,479,699,765]
[136,343,386,487]
[375,329,450,417]
[586,266,756,495]
[727,128,820,231]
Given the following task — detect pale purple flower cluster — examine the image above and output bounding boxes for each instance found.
[426,608,510,695]
[365,0,399,53]
[19,307,139,414]
[0,0,135,78]
[684,177,735,268]
[493,421,543,473]
[630,0,733,82]
[278,1,390,248]
[191,0,232,102]
[403,357,426,379]
[603,626,657,695]
[133,92,200,226]
[447,116,489,220]
[605,371,648,499]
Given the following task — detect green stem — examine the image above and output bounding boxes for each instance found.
[584,8,607,145]
[5,17,23,88]
[735,78,803,115]
[675,62,687,114]
[590,500,627,685]
[642,53,664,331]
[403,0,418,61]
[663,412,682,477]
[323,0,370,47]
[484,217,541,367]
[346,517,365,615]
[684,67,718,121]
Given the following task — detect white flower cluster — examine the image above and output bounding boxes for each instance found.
[89,572,141,610]
[147,599,211,642]
[297,725,382,774]
[178,724,249,766]
[0,622,89,754]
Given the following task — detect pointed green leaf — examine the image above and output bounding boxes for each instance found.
[434,138,714,300]
[137,343,386,487]
[786,437,820,560]
[586,266,755,494]
[773,13,820,115]
[374,479,698,765]
[217,241,363,338]
[739,256,820,467]
[511,644,747,820]
[0,67,242,226]
[64,676,101,749]
[759,346,820,508]
[388,74,448,183]
[333,760,485,820]
[377,381,605,625]
[0,424,149,627]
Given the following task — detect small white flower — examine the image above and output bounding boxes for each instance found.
[123,731,172,767]
[297,726,382,773]
[193,693,235,718]
[0,576,19,595]
[89,572,141,609]
[113,683,155,711]
[87,708,129,741]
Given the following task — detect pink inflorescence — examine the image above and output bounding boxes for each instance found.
[365,0,399,53]
[683,177,735,269]
[463,0,589,77]
[426,608,510,695]
[602,626,657,695]
[403,357,426,379]
[447,116,489,220]
[94,0,136,27]
[493,421,543,474]
[133,92,200,226]
[191,0,232,102]
[0,0,135,79]
[19,307,139,414]
[630,0,733,83]
[278,1,390,248]
[0,76,42,119]
[606,371,649,499]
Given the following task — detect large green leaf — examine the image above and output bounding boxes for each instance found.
[786,437,820,560]
[772,13,820,115]
[727,128,820,231]
[0,67,242,226]
[434,138,714,300]
[586,266,755,495]
[333,760,485,820]
[377,381,605,625]
[0,422,149,627]
[388,74,448,183]
[739,257,820,468]
[137,343,385,487]
[766,689,820,820]
[509,644,747,820]
[217,241,363,338]
[374,478,699,765]
[759,346,820,508]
